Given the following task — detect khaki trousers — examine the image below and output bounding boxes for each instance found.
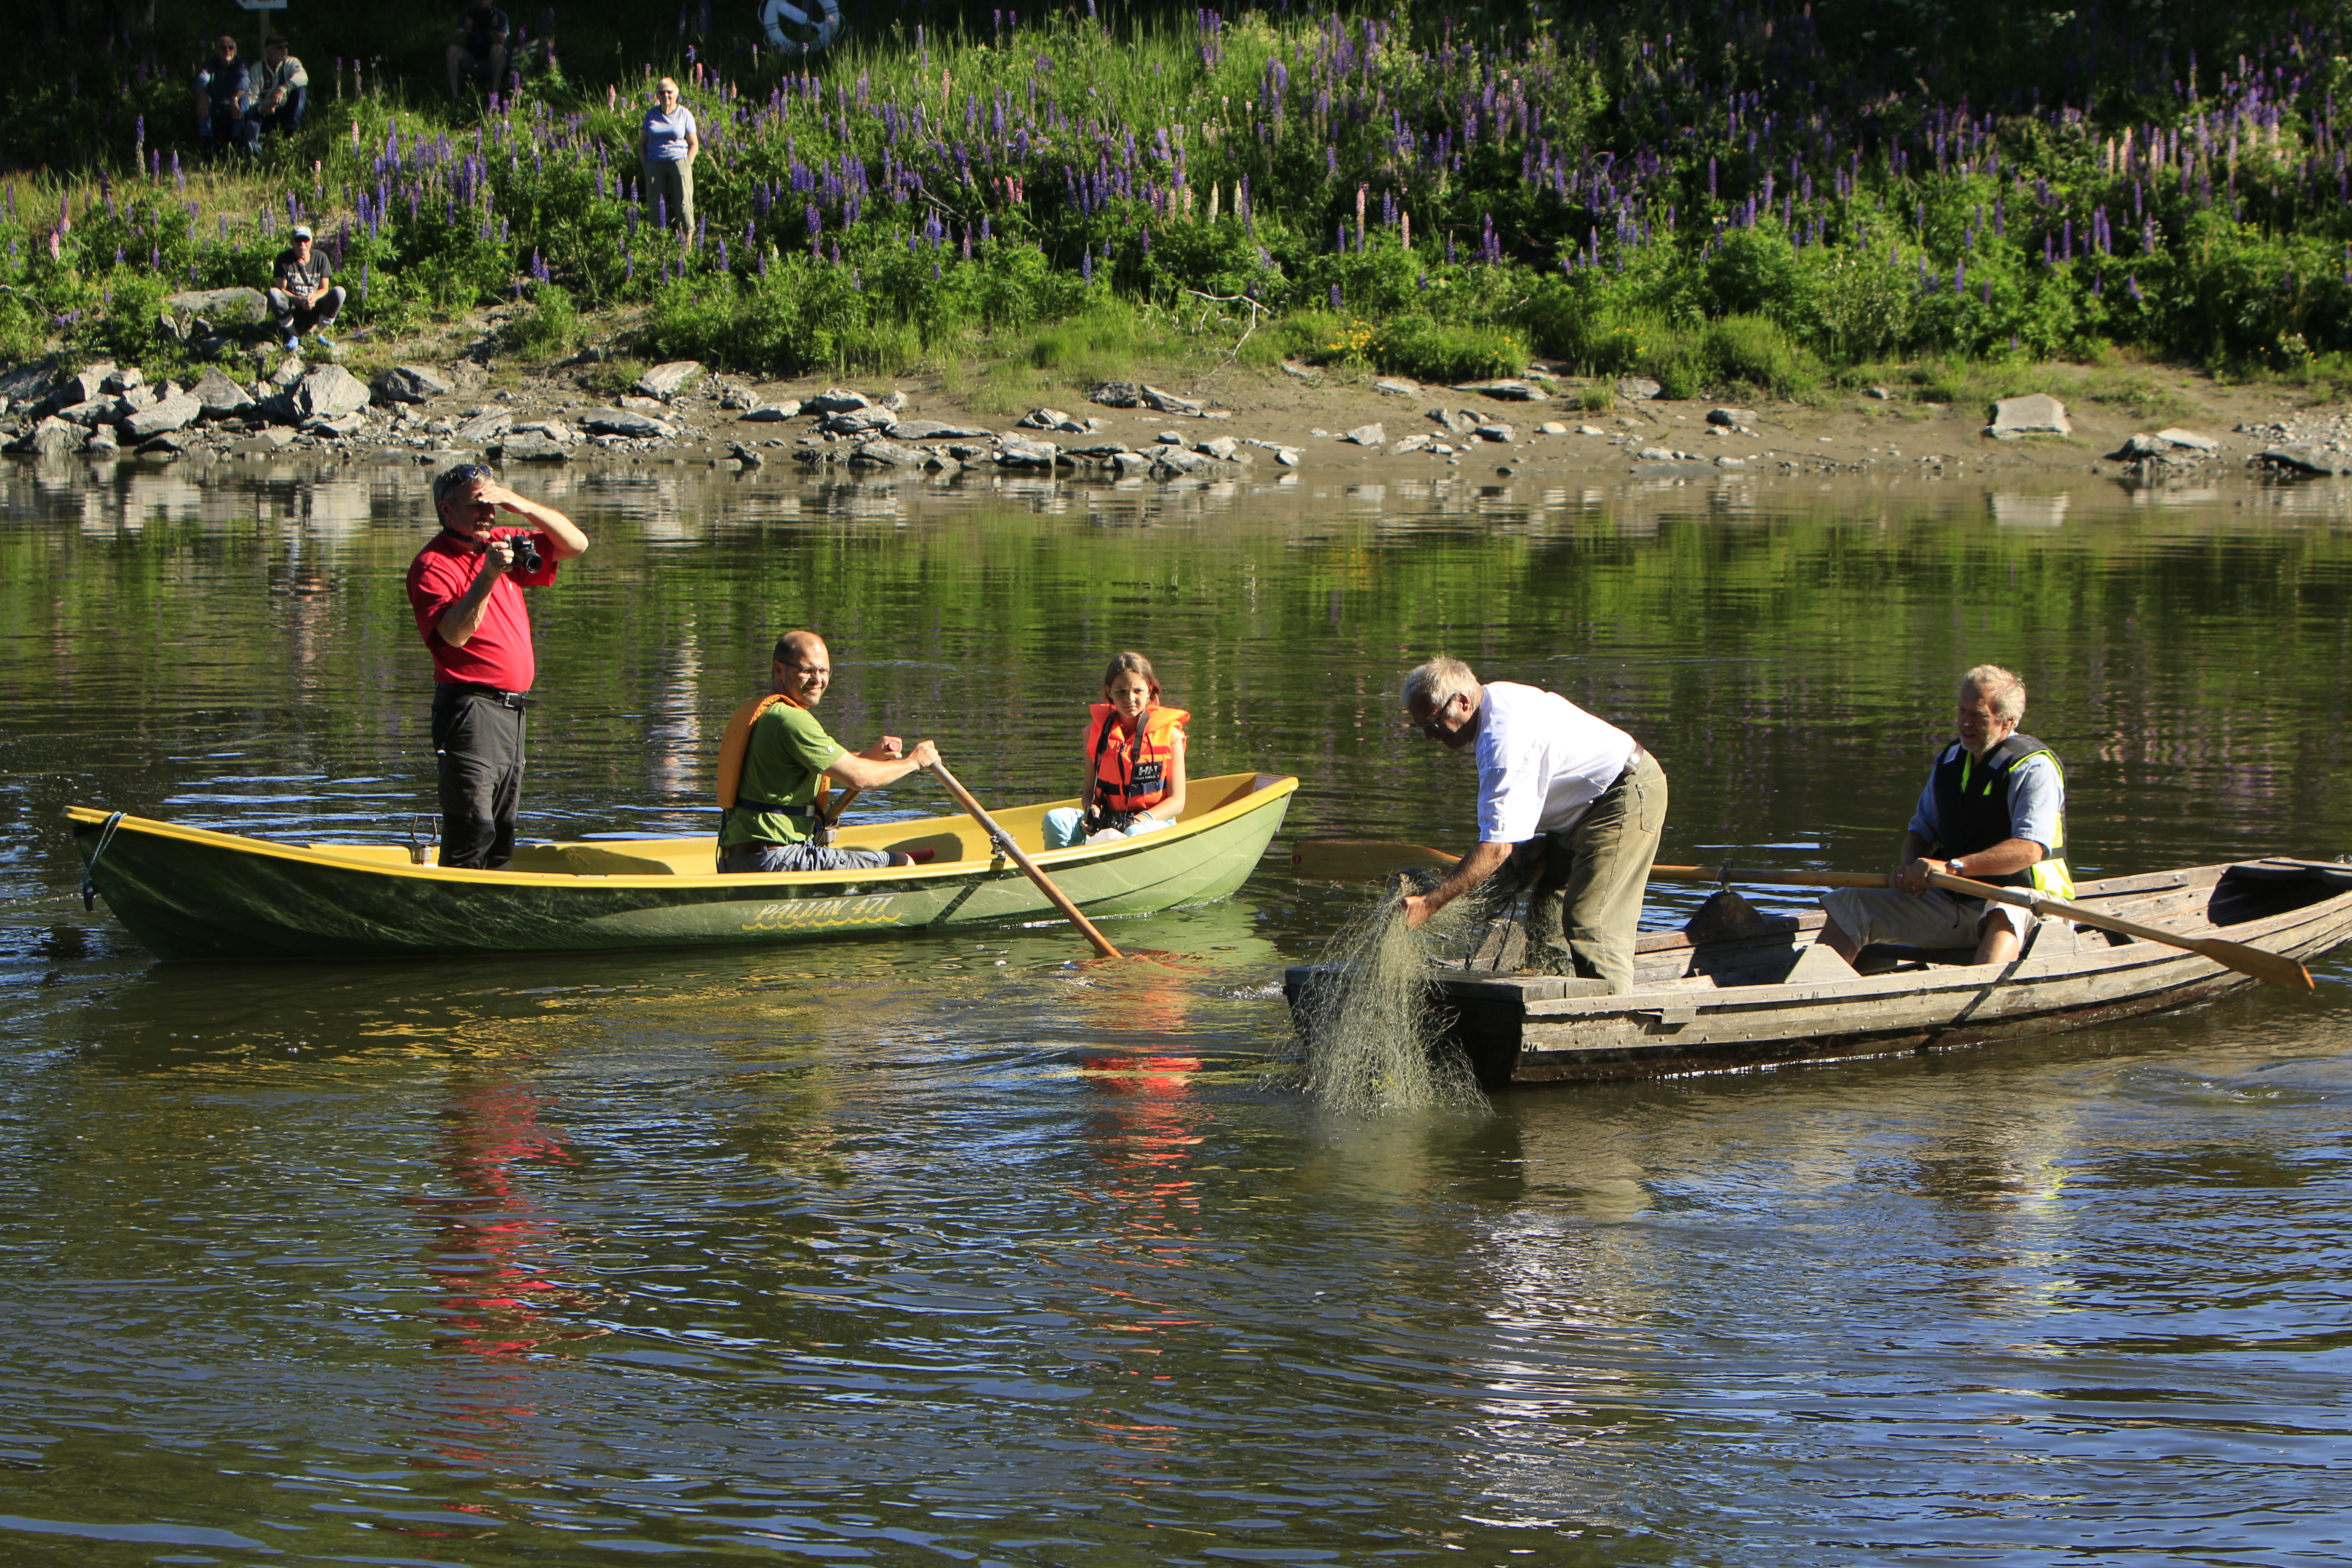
[1522,752,1667,993]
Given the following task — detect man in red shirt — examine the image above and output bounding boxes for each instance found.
[405,463,591,868]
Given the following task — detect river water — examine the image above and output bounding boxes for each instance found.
[3,454,2351,1566]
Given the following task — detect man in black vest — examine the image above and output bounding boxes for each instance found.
[1815,663,2071,969]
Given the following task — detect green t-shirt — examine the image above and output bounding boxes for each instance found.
[721,702,845,848]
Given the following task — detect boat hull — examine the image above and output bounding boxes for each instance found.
[68,773,1295,962]
[1287,861,2352,1085]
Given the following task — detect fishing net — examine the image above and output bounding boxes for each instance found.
[1276,870,1508,1115]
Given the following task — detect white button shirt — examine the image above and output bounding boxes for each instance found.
[1473,682,1636,844]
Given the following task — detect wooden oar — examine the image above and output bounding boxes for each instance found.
[1922,869,2312,990]
[930,760,1124,960]
[1291,841,2313,989]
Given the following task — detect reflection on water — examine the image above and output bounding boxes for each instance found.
[3,457,2352,1564]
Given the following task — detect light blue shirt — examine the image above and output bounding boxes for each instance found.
[641,104,697,162]
[1909,744,2063,854]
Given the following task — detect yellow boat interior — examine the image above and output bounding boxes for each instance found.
[281,770,1290,879]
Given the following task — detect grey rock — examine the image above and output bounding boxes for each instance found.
[739,402,802,422]
[1707,407,1759,428]
[83,427,121,456]
[804,386,873,414]
[300,410,367,439]
[1372,378,1420,396]
[499,433,571,461]
[1343,422,1387,447]
[293,364,370,421]
[717,389,753,411]
[579,407,676,440]
[1278,359,1321,382]
[1636,446,1680,461]
[1428,407,1476,436]
[1577,424,1608,436]
[11,418,82,458]
[135,432,191,458]
[619,394,671,414]
[165,286,268,325]
[848,438,924,468]
[1155,431,1185,445]
[1198,436,1241,461]
[373,364,454,404]
[1017,406,1080,432]
[119,384,158,412]
[1457,378,1550,401]
[0,361,58,407]
[1539,421,1569,435]
[1717,455,1747,469]
[455,409,516,444]
[729,441,764,466]
[634,360,704,399]
[423,417,456,437]
[1273,447,1302,468]
[2156,427,2220,452]
[1988,393,2072,439]
[790,444,828,465]
[891,419,994,441]
[1061,442,1132,460]
[1617,376,1662,401]
[997,436,1060,467]
[1109,451,1154,477]
[2116,433,2175,459]
[1475,423,1517,443]
[1153,446,1213,475]
[879,390,909,412]
[945,444,992,462]
[823,407,900,436]
[2259,444,2345,476]
[510,420,574,444]
[101,367,145,394]
[924,455,964,477]
[55,366,113,408]
[55,398,120,427]
[1387,433,1435,456]
[231,428,297,453]
[122,391,204,440]
[268,356,308,391]
[1090,381,1142,407]
[1139,384,1203,416]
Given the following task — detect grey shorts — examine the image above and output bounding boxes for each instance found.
[1821,886,2035,950]
[720,841,892,874]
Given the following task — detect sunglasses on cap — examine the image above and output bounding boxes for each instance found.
[432,463,494,506]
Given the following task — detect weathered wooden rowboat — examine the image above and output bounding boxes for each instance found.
[66,772,1295,962]
[1285,860,2352,1087]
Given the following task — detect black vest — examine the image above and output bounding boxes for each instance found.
[1929,732,2068,889]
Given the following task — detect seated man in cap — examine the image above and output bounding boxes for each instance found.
[268,225,346,352]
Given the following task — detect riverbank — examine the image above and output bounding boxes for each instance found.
[11,313,2352,487]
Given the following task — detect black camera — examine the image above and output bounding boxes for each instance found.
[505,534,542,576]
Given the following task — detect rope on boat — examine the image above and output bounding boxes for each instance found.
[80,812,125,911]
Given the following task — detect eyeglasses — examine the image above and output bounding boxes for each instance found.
[780,663,830,678]
[1414,696,1459,737]
[1956,706,2003,721]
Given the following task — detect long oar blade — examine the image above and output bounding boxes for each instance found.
[1290,839,1459,880]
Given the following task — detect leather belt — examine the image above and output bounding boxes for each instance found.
[444,683,533,710]
[1607,744,1651,790]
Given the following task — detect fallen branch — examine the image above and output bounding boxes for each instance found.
[1183,287,1267,366]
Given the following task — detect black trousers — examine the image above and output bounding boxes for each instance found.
[432,686,527,869]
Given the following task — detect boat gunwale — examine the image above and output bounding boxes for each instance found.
[64,772,1300,893]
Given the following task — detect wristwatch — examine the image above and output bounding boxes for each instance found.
[1949,858,1967,877]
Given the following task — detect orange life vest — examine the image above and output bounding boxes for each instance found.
[1087,702,1188,816]
[715,689,829,824]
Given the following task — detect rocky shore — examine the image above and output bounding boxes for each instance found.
[0,311,2331,489]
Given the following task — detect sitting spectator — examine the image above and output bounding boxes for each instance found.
[269,226,346,352]
[447,5,510,100]
[193,34,257,156]
[250,36,309,138]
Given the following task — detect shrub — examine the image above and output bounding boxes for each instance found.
[1371,316,1523,383]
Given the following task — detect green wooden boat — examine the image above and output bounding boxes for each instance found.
[66,772,1297,962]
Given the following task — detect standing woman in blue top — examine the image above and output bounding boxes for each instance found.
[639,78,700,236]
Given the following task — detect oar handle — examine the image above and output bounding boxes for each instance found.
[930,759,1124,961]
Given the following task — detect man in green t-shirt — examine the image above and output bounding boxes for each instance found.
[720,629,941,873]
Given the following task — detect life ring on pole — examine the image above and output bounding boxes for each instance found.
[761,0,841,56]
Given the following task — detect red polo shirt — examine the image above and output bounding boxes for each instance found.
[405,528,561,691]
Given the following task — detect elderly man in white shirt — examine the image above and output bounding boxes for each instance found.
[1400,656,1668,993]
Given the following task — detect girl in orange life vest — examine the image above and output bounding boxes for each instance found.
[1042,652,1190,849]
